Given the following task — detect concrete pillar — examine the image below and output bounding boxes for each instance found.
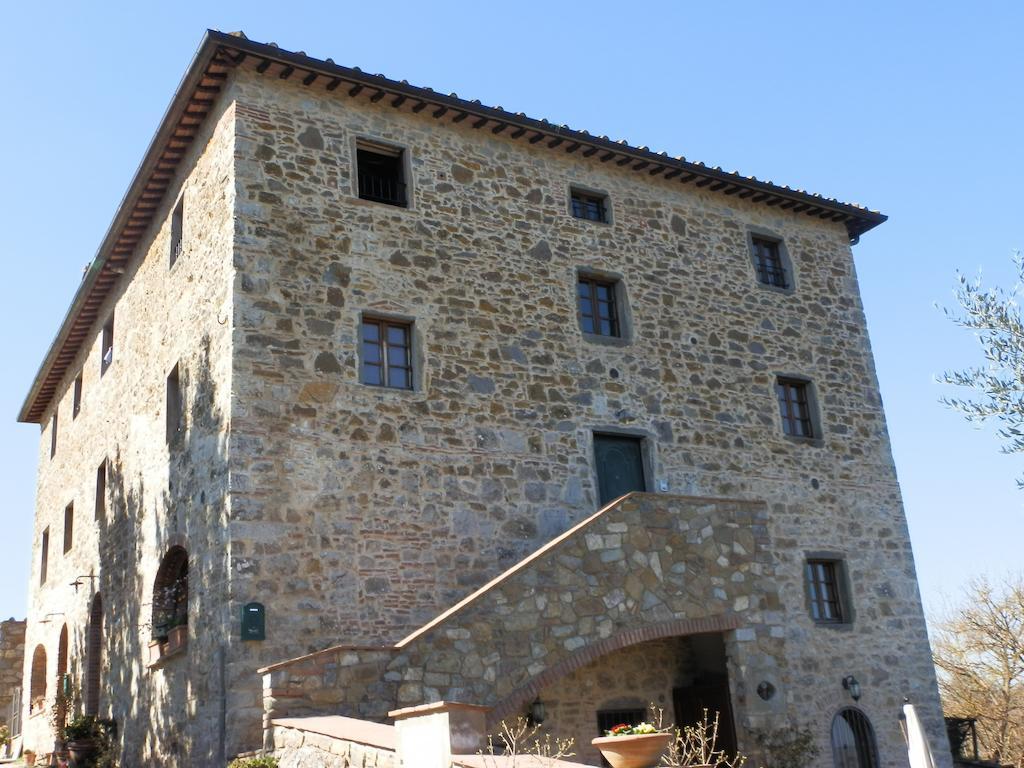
[390,702,491,768]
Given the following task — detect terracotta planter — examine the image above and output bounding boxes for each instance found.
[165,624,188,654]
[24,753,36,767]
[592,732,672,768]
[148,640,165,665]
[67,738,98,767]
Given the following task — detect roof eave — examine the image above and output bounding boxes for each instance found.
[17,31,226,424]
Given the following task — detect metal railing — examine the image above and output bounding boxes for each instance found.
[358,171,406,207]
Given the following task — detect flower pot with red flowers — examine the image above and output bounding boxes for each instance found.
[592,723,672,768]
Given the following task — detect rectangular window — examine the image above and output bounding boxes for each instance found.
[95,460,107,521]
[752,236,788,288]
[170,198,184,268]
[775,378,814,438]
[577,276,620,337]
[166,364,182,443]
[571,188,609,223]
[72,373,83,418]
[63,503,74,554]
[357,143,407,207]
[101,313,115,375]
[40,528,49,585]
[805,559,845,623]
[361,318,413,390]
[50,413,58,459]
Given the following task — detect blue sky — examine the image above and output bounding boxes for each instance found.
[1,2,1021,621]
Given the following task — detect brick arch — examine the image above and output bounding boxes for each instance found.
[488,615,742,724]
[152,545,188,640]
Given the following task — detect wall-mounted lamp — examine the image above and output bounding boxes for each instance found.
[70,574,98,592]
[39,612,65,625]
[527,697,546,726]
[842,675,861,702]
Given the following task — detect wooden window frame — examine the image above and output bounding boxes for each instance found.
[361,317,414,390]
[63,502,74,554]
[50,412,58,459]
[72,373,83,419]
[751,235,789,289]
[577,276,621,338]
[805,559,846,624]
[40,527,49,585]
[95,459,107,521]
[775,377,816,439]
[101,313,115,376]
[169,197,184,268]
[166,363,183,444]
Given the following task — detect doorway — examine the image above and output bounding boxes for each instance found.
[593,433,647,505]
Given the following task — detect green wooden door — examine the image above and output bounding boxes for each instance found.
[593,434,646,505]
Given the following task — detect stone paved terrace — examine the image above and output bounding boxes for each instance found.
[262,492,785,757]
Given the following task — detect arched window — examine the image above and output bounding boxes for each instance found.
[85,594,103,716]
[832,707,879,768]
[153,546,188,640]
[29,644,47,709]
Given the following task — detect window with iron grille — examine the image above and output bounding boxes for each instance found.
[571,188,609,223]
[752,236,788,288]
[805,559,845,623]
[357,143,407,207]
[831,708,879,768]
[63,502,74,554]
[775,377,815,438]
[578,276,620,337]
[170,198,184,268]
[361,318,413,390]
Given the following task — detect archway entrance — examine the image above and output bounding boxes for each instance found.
[530,632,737,765]
[85,594,103,716]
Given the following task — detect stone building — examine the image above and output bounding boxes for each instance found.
[0,619,26,743]
[17,30,949,768]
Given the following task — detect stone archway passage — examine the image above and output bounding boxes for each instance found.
[85,594,103,716]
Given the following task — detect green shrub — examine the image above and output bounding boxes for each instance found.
[227,756,279,768]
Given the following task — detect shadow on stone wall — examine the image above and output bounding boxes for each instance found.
[76,333,231,765]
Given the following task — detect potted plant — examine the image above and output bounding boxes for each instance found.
[24,748,37,766]
[592,722,671,768]
[64,714,101,767]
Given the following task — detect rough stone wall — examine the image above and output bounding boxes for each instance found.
[21,88,237,766]
[264,493,783,765]
[536,636,693,766]
[229,61,947,768]
[0,619,26,730]
[272,724,396,768]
